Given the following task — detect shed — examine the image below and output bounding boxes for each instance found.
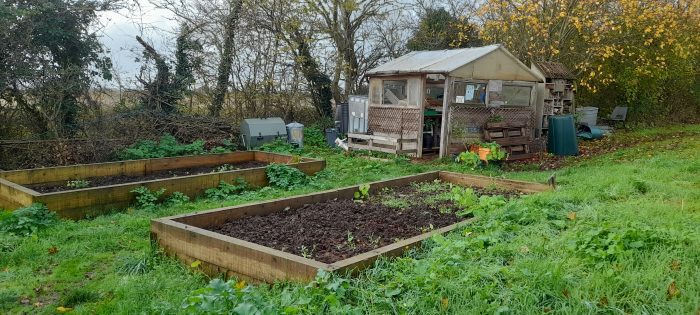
[348,44,545,159]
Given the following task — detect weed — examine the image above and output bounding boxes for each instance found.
[165,192,190,206]
[0,203,57,236]
[345,231,356,250]
[258,139,299,154]
[455,151,481,169]
[412,180,445,193]
[381,197,410,209]
[568,223,671,262]
[354,184,371,201]
[61,288,100,307]
[66,179,90,189]
[300,245,316,259]
[367,235,382,248]
[130,186,166,210]
[212,164,239,173]
[266,164,309,190]
[632,178,650,194]
[118,134,206,160]
[205,179,249,200]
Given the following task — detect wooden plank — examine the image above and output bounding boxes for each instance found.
[493,136,530,146]
[0,178,36,209]
[439,75,453,158]
[0,160,146,185]
[438,171,552,193]
[147,152,255,173]
[330,219,474,273]
[151,219,329,283]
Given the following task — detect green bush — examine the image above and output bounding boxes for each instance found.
[303,127,326,148]
[0,204,57,236]
[266,164,309,190]
[130,187,166,210]
[118,134,206,160]
[205,179,249,200]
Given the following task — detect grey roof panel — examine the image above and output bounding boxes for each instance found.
[367,45,501,75]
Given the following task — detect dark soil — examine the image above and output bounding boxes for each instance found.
[208,182,514,263]
[30,161,268,193]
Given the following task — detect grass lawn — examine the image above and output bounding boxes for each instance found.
[1,125,699,314]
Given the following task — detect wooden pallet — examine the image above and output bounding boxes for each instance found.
[347,133,418,155]
[483,122,535,160]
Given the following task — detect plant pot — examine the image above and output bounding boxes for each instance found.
[477,147,491,161]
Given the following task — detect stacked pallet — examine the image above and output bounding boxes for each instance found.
[483,122,535,160]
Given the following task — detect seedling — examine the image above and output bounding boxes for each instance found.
[299,245,316,259]
[354,184,371,202]
[66,179,90,189]
[212,164,238,173]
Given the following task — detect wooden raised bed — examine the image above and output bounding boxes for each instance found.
[151,171,552,283]
[0,151,325,219]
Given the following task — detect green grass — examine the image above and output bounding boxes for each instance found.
[1,125,699,314]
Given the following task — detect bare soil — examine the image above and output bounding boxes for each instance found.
[208,182,514,263]
[29,161,268,193]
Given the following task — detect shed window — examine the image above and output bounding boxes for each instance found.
[489,85,531,106]
[382,80,408,105]
[453,81,486,104]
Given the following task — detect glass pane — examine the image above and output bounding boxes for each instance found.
[453,82,486,104]
[489,85,531,106]
[382,80,408,105]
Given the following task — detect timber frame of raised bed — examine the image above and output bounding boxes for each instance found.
[151,171,552,283]
[0,151,325,219]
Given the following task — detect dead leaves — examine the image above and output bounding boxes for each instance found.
[48,246,58,255]
[667,280,680,300]
[567,211,577,221]
[670,260,681,271]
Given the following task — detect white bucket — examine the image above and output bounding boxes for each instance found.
[576,107,599,126]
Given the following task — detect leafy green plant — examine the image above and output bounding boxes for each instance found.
[266,164,309,190]
[165,192,190,206]
[184,270,353,314]
[303,127,326,147]
[381,197,410,209]
[212,164,238,173]
[455,151,481,169]
[354,183,370,201]
[66,179,90,189]
[118,134,206,160]
[0,204,57,236]
[205,179,249,200]
[568,224,670,262]
[482,142,507,162]
[487,115,504,123]
[451,187,478,210]
[258,139,299,154]
[130,186,166,210]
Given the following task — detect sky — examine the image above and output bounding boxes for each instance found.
[97,1,177,84]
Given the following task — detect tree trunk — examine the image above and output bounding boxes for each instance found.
[210,0,243,117]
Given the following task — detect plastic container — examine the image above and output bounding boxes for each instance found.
[286,122,304,148]
[576,106,599,126]
[547,115,578,156]
[325,128,338,147]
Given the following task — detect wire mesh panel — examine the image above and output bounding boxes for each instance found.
[448,106,536,148]
[367,107,421,139]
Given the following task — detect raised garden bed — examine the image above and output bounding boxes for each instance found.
[0,151,325,219]
[151,171,552,283]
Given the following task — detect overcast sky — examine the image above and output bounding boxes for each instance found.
[97,2,177,83]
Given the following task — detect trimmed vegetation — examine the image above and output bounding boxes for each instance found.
[1,125,699,314]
